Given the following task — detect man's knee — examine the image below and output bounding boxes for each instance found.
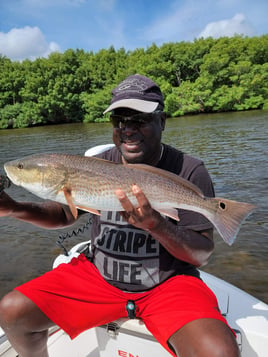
[0,290,51,331]
[0,290,28,326]
[195,328,240,357]
[169,318,240,357]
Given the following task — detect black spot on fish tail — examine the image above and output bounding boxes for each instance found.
[219,202,226,210]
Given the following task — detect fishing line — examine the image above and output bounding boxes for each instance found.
[56,215,93,256]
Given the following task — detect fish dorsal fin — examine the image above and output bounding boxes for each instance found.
[127,163,204,197]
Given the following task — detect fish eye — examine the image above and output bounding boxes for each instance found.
[17,162,24,169]
[219,202,226,210]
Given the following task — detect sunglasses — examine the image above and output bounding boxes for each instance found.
[110,111,162,129]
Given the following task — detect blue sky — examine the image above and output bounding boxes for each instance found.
[0,0,267,61]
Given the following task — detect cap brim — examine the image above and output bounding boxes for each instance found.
[103,99,159,114]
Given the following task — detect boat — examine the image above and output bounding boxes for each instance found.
[1,145,268,356]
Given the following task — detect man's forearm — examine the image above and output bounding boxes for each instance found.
[9,201,75,229]
[147,216,214,267]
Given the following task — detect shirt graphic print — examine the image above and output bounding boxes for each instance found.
[93,210,160,289]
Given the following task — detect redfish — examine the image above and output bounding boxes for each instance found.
[4,153,256,245]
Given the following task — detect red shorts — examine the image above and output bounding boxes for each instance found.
[16,254,231,356]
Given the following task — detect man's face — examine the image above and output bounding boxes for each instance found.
[111,108,166,165]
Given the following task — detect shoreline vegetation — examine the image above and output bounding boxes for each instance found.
[0,35,267,129]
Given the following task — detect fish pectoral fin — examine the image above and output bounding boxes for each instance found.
[76,205,101,216]
[156,208,180,222]
[63,187,78,219]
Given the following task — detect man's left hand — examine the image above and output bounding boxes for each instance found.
[115,185,163,231]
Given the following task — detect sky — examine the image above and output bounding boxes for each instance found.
[0,0,267,61]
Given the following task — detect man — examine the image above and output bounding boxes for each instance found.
[0,74,240,356]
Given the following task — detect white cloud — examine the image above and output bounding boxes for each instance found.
[0,26,61,61]
[198,13,256,39]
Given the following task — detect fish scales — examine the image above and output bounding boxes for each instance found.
[61,156,204,213]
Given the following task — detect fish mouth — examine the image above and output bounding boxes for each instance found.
[4,164,16,183]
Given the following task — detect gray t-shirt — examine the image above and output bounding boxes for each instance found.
[90,144,214,291]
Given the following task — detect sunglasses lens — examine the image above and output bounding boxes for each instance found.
[110,112,159,128]
[110,115,122,128]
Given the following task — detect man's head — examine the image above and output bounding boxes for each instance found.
[104,74,166,165]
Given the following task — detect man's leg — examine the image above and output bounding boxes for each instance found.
[168,318,240,357]
[0,290,55,357]
[137,275,241,357]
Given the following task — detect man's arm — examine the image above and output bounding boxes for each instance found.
[115,185,214,267]
[0,191,76,229]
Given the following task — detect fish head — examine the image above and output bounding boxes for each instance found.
[4,154,67,199]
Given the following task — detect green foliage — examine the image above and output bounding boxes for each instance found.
[0,35,267,129]
[0,102,43,128]
[81,85,113,123]
[0,103,21,128]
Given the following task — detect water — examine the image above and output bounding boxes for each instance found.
[0,110,267,303]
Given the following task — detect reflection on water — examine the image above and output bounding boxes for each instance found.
[0,110,267,303]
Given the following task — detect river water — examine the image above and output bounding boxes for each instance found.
[0,110,267,303]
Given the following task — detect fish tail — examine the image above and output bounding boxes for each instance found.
[211,198,256,245]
